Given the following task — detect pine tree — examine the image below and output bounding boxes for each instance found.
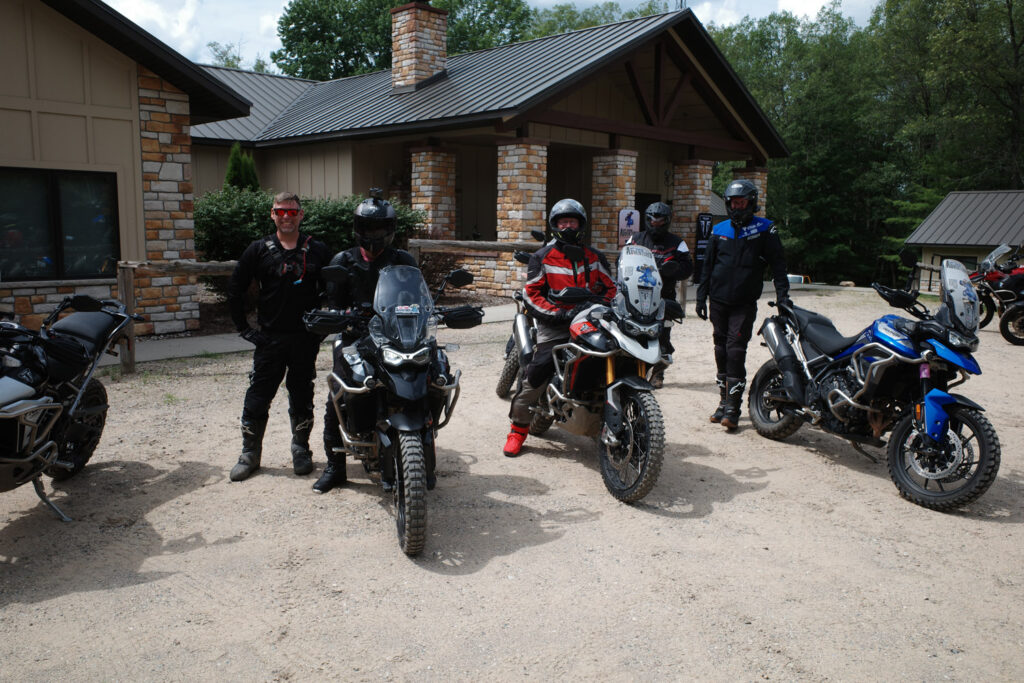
[223,142,260,191]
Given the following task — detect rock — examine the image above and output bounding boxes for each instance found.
[840,280,856,287]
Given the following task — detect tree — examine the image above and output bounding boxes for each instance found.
[524,1,668,40]
[272,0,532,80]
[207,41,243,68]
[223,143,260,192]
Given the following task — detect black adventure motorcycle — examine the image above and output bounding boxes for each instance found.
[748,253,999,511]
[304,265,482,555]
[1,295,143,520]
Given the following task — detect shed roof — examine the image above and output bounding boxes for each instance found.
[905,191,1024,247]
[42,0,250,125]
[191,10,787,158]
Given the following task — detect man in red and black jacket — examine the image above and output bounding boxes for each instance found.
[503,199,616,457]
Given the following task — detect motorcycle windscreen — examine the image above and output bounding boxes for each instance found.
[373,265,434,350]
[616,245,662,319]
[939,259,980,334]
[979,244,1011,274]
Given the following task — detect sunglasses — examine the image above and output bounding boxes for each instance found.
[273,208,301,217]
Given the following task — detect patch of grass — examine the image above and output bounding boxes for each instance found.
[162,392,183,406]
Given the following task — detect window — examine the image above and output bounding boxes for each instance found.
[0,167,120,282]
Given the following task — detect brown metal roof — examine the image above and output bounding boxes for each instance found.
[905,191,1024,247]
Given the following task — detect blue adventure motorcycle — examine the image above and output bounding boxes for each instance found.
[748,256,1000,511]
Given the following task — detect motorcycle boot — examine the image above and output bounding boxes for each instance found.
[230,417,268,481]
[721,377,746,431]
[709,374,728,423]
[503,423,529,457]
[289,413,315,476]
[313,433,347,493]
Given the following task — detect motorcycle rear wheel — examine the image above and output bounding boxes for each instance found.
[748,361,802,440]
[46,379,108,481]
[979,294,996,329]
[495,351,520,399]
[887,407,1000,511]
[599,389,664,503]
[998,307,1024,345]
[394,431,427,556]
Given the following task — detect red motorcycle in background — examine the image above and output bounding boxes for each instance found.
[969,244,1024,344]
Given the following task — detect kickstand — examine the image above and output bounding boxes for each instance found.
[32,477,71,522]
[849,441,880,464]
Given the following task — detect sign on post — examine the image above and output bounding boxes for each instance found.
[618,208,640,248]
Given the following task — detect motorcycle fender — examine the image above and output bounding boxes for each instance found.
[920,389,983,441]
[382,366,429,402]
[386,406,428,432]
[604,377,654,435]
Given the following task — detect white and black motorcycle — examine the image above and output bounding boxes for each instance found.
[304,266,482,555]
[529,245,682,503]
[1,295,142,520]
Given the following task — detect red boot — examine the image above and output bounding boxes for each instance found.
[503,423,529,457]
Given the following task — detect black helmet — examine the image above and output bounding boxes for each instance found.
[547,198,587,245]
[724,179,758,226]
[353,189,396,256]
[644,202,672,236]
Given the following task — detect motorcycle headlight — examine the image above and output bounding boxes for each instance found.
[947,329,979,352]
[620,317,661,339]
[381,346,431,367]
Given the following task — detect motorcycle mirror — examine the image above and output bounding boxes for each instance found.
[446,269,474,288]
[320,265,348,283]
[513,250,531,265]
[898,248,918,268]
[530,229,546,243]
[69,295,103,312]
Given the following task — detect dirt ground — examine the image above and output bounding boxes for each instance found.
[2,288,1022,681]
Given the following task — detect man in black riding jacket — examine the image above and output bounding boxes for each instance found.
[228,191,332,481]
[696,179,789,430]
[626,201,693,388]
[312,191,418,494]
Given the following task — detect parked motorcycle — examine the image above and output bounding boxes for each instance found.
[1,295,143,520]
[748,253,1000,511]
[968,243,1024,330]
[527,244,682,503]
[495,230,547,399]
[303,265,482,556]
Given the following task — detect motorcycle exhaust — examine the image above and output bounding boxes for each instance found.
[761,318,806,405]
[513,312,535,367]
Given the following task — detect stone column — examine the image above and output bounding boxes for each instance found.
[591,149,637,261]
[495,140,547,296]
[137,67,199,335]
[671,159,714,251]
[736,164,769,216]
[410,147,457,239]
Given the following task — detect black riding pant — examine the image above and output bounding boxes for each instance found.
[242,331,321,423]
[509,339,562,425]
[709,301,757,380]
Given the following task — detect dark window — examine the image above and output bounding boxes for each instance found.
[0,167,120,282]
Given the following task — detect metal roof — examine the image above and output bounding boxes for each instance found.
[192,67,315,143]
[42,0,250,125]
[905,191,1024,247]
[190,10,787,158]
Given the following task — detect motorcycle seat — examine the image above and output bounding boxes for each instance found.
[792,307,860,356]
[50,311,119,356]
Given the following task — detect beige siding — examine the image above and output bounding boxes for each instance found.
[0,0,144,262]
[192,144,230,197]
[260,142,354,197]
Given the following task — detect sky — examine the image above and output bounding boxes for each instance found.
[107,0,879,68]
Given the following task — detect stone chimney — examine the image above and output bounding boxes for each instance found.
[391,2,448,93]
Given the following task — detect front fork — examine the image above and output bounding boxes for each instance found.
[601,357,646,444]
[915,363,956,444]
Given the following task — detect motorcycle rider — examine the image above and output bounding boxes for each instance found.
[312,190,418,494]
[695,179,789,430]
[503,198,617,457]
[228,191,332,481]
[626,201,693,388]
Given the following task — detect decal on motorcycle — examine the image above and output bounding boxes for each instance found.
[570,319,597,338]
[623,245,648,257]
[395,304,420,315]
[637,265,659,288]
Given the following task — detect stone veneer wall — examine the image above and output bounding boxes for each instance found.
[391,2,447,89]
[0,66,200,335]
[671,159,714,252]
[411,147,456,239]
[135,67,200,335]
[590,150,637,263]
[736,166,768,217]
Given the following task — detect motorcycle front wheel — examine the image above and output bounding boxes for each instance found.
[748,361,802,440]
[887,407,1000,511]
[998,306,1024,345]
[47,379,108,481]
[599,389,664,503]
[979,293,996,329]
[395,431,427,556]
[495,350,520,399]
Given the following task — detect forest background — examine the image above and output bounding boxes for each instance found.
[203,0,1024,284]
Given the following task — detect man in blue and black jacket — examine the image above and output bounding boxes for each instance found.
[696,179,789,430]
